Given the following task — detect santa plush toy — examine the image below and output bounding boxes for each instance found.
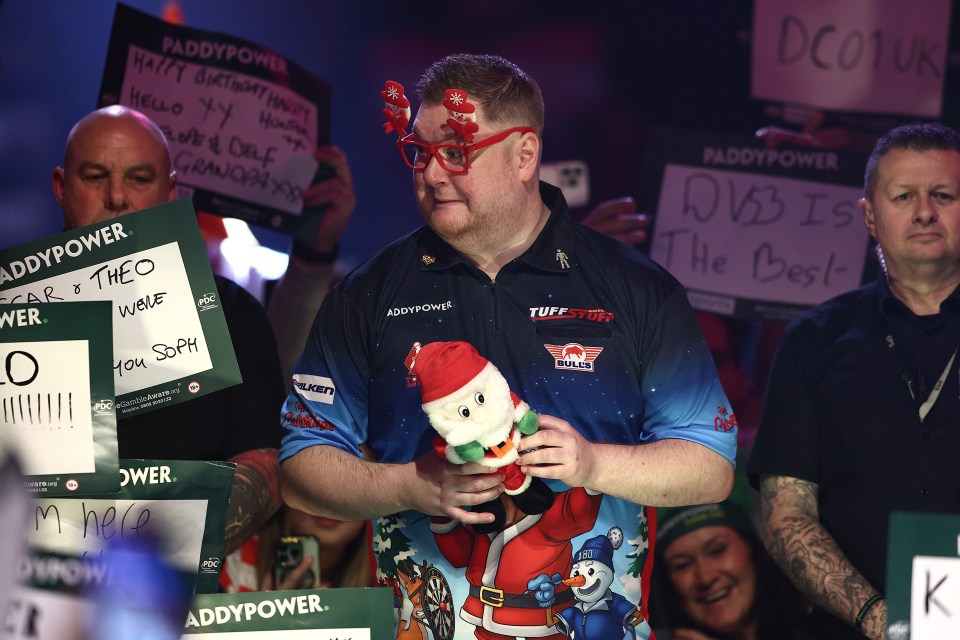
[413,341,554,532]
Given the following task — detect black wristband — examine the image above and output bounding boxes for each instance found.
[855,594,883,632]
[291,240,340,265]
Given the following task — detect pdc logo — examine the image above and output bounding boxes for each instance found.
[93,399,114,415]
[65,479,79,492]
[188,381,201,394]
[199,557,221,574]
[197,292,218,311]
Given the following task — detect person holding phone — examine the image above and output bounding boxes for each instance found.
[220,503,374,591]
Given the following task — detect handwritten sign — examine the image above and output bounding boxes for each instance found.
[886,512,960,640]
[0,200,241,417]
[0,302,118,496]
[3,460,234,640]
[642,127,870,320]
[99,4,331,239]
[751,0,952,118]
[27,459,234,593]
[182,588,394,637]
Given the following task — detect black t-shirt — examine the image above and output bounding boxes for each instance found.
[748,275,960,637]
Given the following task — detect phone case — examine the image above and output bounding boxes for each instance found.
[274,535,321,589]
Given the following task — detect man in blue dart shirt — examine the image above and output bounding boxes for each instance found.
[280,54,736,639]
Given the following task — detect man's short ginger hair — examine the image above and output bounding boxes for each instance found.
[864,122,960,198]
[416,54,544,136]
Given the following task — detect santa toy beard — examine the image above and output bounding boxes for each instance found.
[421,362,526,466]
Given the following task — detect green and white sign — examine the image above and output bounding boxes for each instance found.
[0,200,241,417]
[0,302,118,496]
[886,512,960,639]
[183,588,395,637]
[5,459,235,640]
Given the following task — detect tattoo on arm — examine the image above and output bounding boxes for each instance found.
[223,448,281,555]
[759,475,882,634]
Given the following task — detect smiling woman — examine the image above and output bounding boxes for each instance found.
[650,502,815,640]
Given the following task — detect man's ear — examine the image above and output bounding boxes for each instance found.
[517,132,540,182]
[52,167,66,209]
[859,197,877,239]
[167,170,177,202]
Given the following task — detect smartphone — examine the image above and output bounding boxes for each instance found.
[274,535,321,589]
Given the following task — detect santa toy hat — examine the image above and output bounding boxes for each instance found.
[442,89,475,115]
[381,80,410,108]
[415,341,490,404]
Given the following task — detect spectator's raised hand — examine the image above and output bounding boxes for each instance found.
[299,145,356,252]
[580,196,649,247]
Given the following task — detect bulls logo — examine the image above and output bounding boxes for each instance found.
[544,343,604,372]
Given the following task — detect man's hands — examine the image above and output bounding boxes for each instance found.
[517,414,599,489]
[299,145,356,253]
[410,450,504,526]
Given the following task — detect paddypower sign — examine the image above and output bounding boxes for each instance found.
[0,200,241,417]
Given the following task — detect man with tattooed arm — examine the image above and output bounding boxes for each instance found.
[748,122,960,639]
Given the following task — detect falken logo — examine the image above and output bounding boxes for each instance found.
[292,374,336,404]
[387,300,454,317]
[544,343,603,372]
[529,307,615,323]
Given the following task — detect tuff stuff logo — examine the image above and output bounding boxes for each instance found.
[544,343,604,372]
[292,374,336,404]
[529,307,615,323]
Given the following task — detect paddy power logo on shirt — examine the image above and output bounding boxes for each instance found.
[386,299,454,317]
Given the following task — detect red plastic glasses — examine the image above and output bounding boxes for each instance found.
[396,127,535,175]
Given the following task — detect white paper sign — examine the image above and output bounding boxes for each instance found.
[0,243,211,396]
[752,0,952,118]
[910,555,960,638]
[650,163,868,308]
[1,340,95,476]
[29,498,208,572]
[123,44,318,215]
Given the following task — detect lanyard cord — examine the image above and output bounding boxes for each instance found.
[884,314,959,422]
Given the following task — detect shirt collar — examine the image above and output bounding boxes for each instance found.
[876,269,960,319]
[414,181,575,275]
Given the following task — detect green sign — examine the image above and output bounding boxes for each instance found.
[183,588,395,637]
[886,511,960,639]
[0,200,241,417]
[0,301,118,496]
